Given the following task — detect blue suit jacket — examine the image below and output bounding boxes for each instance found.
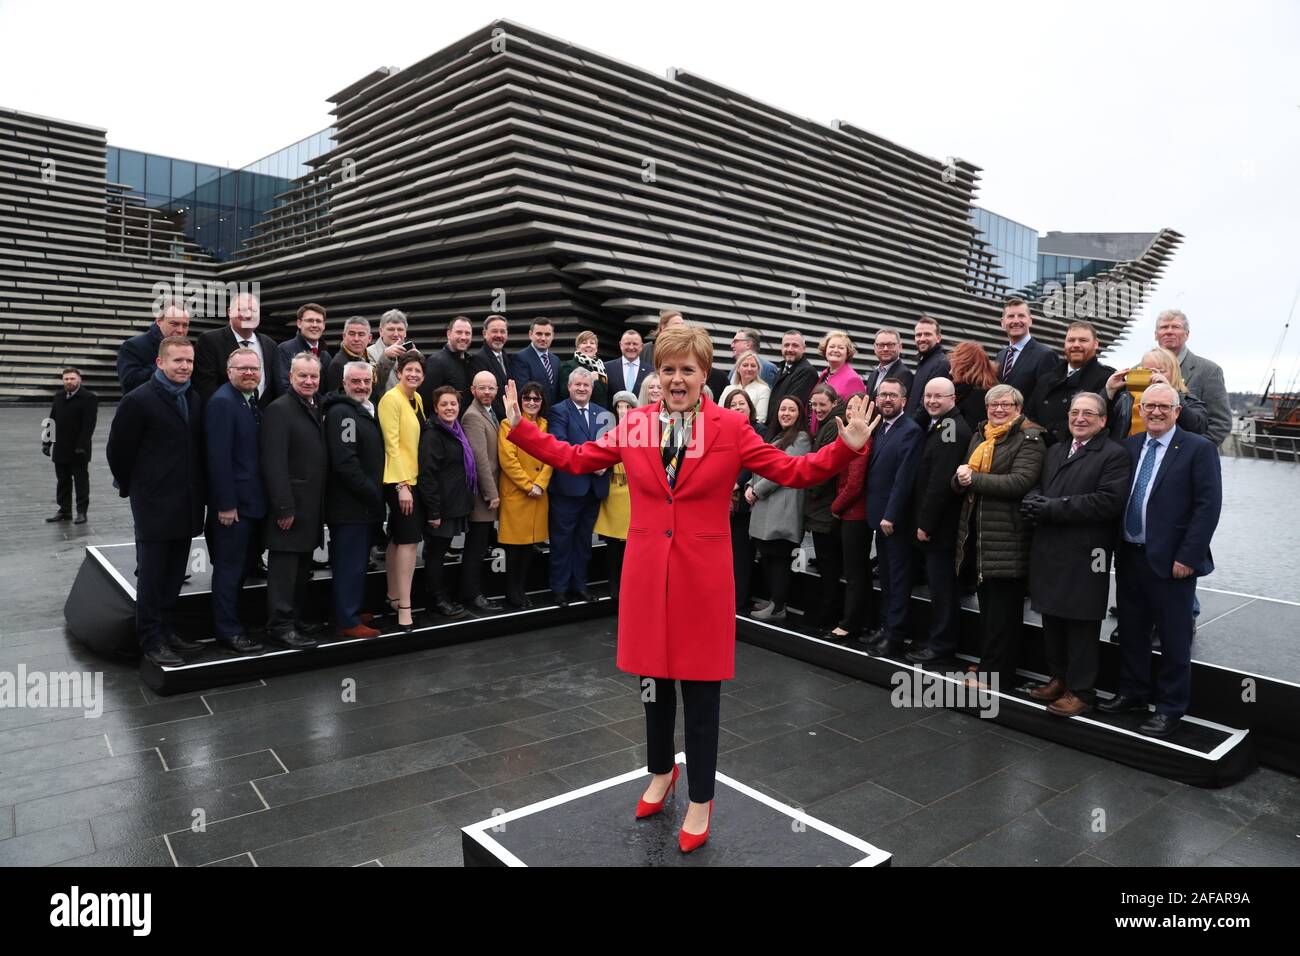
[866,415,924,528]
[1124,427,1221,577]
[509,346,560,405]
[274,334,331,397]
[205,382,268,518]
[546,399,612,499]
[116,324,164,394]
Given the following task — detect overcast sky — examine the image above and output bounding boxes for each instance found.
[3,0,1297,390]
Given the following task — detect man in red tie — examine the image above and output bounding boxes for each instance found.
[274,302,331,396]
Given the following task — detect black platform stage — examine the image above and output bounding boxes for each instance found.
[736,563,1300,786]
[461,752,891,866]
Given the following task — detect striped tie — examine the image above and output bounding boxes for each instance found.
[1002,346,1015,380]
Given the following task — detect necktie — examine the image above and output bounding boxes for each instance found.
[488,407,500,431]
[1069,439,1082,457]
[580,406,589,433]
[1124,438,1160,538]
[1002,347,1016,380]
[239,338,251,349]
[662,416,687,488]
[496,352,506,376]
[542,352,555,386]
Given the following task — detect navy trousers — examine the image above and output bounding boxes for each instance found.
[210,515,261,640]
[548,493,599,595]
[1116,542,1196,718]
[874,526,914,644]
[330,522,371,628]
[642,677,722,803]
[917,546,959,656]
[136,538,191,652]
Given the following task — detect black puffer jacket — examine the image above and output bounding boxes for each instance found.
[417,420,474,524]
[952,416,1045,581]
[803,401,847,533]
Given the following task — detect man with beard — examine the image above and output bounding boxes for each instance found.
[1024,321,1115,445]
[764,330,818,433]
[908,316,950,427]
[469,314,512,420]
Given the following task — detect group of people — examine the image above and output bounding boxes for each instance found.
[57,291,1225,745]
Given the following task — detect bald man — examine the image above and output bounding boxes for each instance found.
[460,370,503,611]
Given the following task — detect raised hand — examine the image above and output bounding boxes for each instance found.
[503,379,522,428]
[835,397,881,451]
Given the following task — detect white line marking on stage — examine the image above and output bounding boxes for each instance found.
[267,748,290,776]
[103,733,114,757]
[155,746,169,772]
[163,832,179,868]
[250,780,269,811]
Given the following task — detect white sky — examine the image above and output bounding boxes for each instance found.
[3,0,1297,391]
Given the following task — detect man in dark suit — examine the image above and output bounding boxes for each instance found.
[863,329,915,399]
[546,368,611,604]
[468,314,512,420]
[765,330,819,433]
[117,301,190,395]
[323,360,386,639]
[1099,383,1222,737]
[106,336,206,666]
[730,328,779,386]
[1021,391,1131,715]
[204,347,268,653]
[908,317,951,427]
[863,377,925,656]
[43,367,98,524]
[324,316,377,397]
[194,292,278,406]
[510,317,561,405]
[1024,320,1115,445]
[994,297,1057,401]
[906,377,971,664]
[274,302,331,396]
[261,351,328,649]
[606,328,651,398]
[420,315,475,411]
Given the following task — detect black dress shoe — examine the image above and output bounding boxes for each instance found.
[273,631,317,650]
[468,595,501,612]
[166,634,204,652]
[45,512,72,522]
[1098,694,1148,714]
[366,560,379,573]
[248,561,268,579]
[295,621,323,637]
[574,590,599,603]
[504,597,533,611]
[434,599,466,618]
[552,592,569,608]
[1139,713,1181,738]
[866,636,902,657]
[220,634,265,654]
[144,645,184,667]
[73,513,88,525]
[906,647,945,665]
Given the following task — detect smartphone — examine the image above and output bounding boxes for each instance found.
[399,340,416,351]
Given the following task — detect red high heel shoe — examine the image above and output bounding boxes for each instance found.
[679,800,713,853]
[635,764,679,818]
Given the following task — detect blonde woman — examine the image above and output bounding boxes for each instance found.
[1102,347,1208,441]
[719,352,771,422]
[558,330,610,408]
[377,351,427,630]
[638,373,663,406]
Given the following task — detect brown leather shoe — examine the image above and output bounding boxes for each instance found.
[339,623,381,639]
[1047,691,1091,717]
[1029,677,1066,702]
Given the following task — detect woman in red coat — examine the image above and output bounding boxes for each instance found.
[505,325,879,852]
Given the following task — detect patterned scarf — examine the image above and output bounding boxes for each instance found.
[660,399,701,489]
[968,418,1016,473]
[436,416,478,495]
[575,351,607,381]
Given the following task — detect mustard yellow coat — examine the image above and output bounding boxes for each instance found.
[594,462,630,539]
[497,417,553,544]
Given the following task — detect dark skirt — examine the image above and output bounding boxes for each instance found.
[385,484,425,545]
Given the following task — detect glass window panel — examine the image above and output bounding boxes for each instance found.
[219,171,236,208]
[238,170,256,210]
[197,164,220,186]
[171,160,195,199]
[145,154,171,199]
[118,150,145,193]
[106,147,118,184]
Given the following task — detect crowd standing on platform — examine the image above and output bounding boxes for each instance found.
[84,294,1225,740]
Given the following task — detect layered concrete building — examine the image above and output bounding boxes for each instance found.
[1,20,1182,400]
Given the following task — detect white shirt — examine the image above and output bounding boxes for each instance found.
[1124,426,1176,544]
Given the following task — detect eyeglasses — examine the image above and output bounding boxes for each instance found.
[230,366,260,373]
[986,401,1019,410]
[522,396,542,404]
[1068,410,1101,420]
[1140,403,1174,413]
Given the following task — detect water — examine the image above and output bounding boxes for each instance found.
[1212,456,1300,602]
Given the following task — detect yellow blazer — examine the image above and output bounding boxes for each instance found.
[379,387,424,484]
[497,417,553,544]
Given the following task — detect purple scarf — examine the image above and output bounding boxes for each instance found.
[436,417,478,496]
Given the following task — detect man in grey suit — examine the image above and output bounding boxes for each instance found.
[1156,309,1230,448]
[460,370,504,612]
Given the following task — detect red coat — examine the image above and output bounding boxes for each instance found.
[509,396,863,680]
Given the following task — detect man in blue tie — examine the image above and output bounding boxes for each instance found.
[545,368,611,605]
[1100,383,1222,737]
[509,317,561,405]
